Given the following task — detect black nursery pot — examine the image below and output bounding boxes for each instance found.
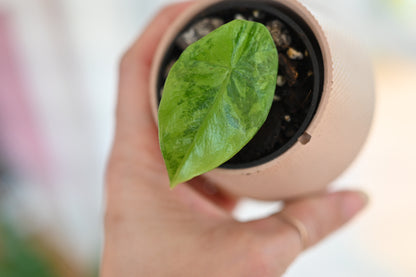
[154,0,325,169]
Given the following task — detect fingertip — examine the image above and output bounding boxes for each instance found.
[337,190,369,220]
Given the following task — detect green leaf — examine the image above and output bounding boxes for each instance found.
[158,19,278,188]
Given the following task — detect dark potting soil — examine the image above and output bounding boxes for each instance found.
[156,0,324,168]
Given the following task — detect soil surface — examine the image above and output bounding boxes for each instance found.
[157,1,324,168]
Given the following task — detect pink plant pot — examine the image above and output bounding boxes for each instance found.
[150,0,375,200]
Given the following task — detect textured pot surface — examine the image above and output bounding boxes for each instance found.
[150,0,375,200]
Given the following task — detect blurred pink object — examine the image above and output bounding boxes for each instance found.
[0,13,49,181]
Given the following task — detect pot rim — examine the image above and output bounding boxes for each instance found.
[150,0,334,175]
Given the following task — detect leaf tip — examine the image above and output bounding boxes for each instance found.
[169,176,182,189]
[169,182,179,189]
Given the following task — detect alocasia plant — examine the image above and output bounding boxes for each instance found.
[158,19,278,188]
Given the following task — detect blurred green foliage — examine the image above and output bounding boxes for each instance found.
[0,221,57,277]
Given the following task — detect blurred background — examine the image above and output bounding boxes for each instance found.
[0,0,415,276]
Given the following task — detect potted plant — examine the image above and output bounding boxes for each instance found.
[150,0,375,200]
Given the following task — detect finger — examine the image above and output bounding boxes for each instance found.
[282,190,368,249]
[187,176,240,212]
[243,190,368,269]
[116,2,193,134]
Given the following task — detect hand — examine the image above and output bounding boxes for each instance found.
[101,3,368,277]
